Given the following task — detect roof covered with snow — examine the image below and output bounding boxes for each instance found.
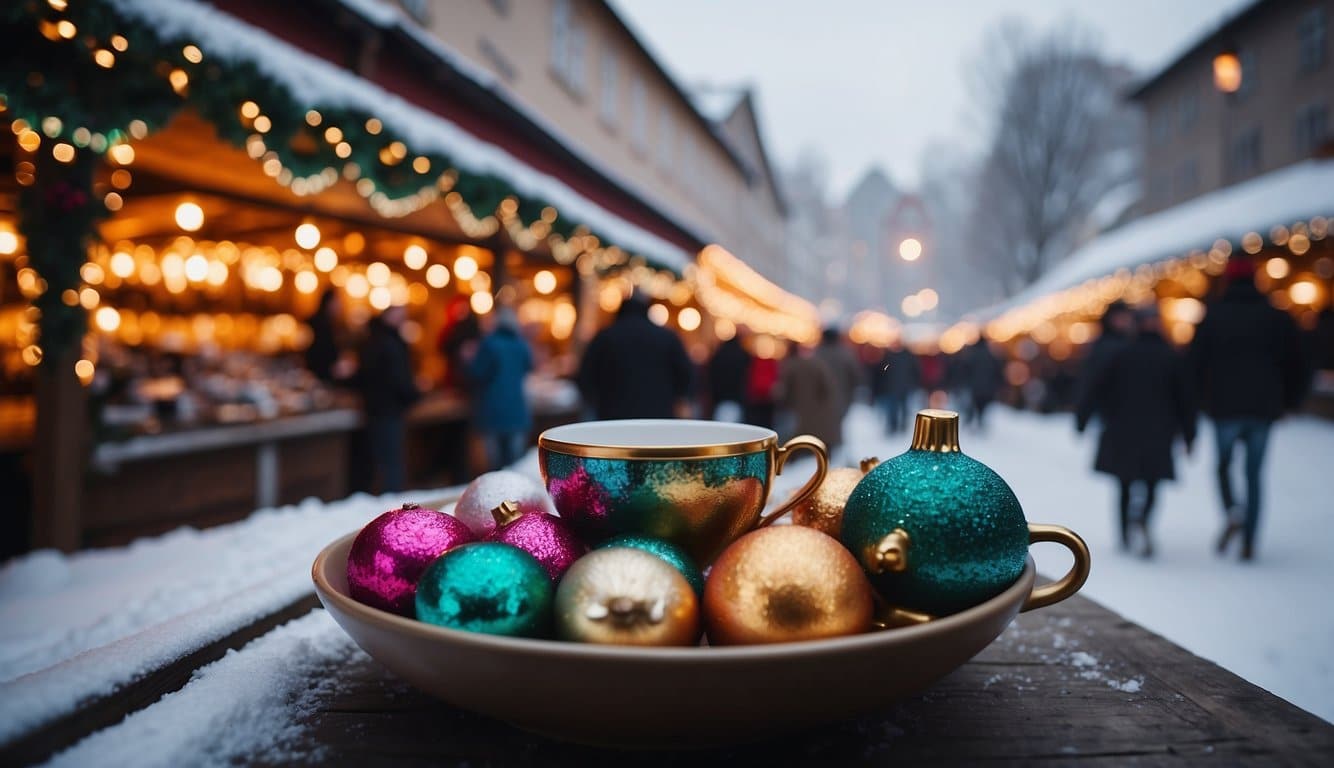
[981,158,1334,320]
[105,0,693,272]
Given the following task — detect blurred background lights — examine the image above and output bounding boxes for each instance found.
[174,202,204,232]
[294,222,321,249]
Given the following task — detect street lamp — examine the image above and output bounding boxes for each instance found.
[1212,50,1242,94]
[898,237,922,262]
[1213,46,1243,185]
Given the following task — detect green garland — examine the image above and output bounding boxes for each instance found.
[2,0,673,360]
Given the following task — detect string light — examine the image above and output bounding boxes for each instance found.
[174,201,204,231]
[425,264,450,288]
[403,244,428,270]
[533,269,557,295]
[294,222,321,249]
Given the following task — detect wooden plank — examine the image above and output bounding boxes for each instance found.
[0,595,322,767]
[270,594,1334,766]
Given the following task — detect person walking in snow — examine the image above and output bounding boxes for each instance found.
[1189,259,1306,561]
[578,291,693,420]
[1077,307,1196,557]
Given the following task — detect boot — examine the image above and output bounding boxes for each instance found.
[1216,521,1242,554]
[1137,521,1153,559]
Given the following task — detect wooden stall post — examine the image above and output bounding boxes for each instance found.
[22,149,99,551]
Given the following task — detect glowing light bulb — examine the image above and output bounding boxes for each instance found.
[294,222,321,249]
[175,201,204,232]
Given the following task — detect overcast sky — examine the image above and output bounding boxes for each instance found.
[612,0,1253,199]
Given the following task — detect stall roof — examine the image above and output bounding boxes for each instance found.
[981,158,1334,320]
[107,0,693,272]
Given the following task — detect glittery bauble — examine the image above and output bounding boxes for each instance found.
[347,503,477,616]
[414,542,553,637]
[703,525,873,645]
[789,458,879,538]
[597,534,705,595]
[841,410,1028,615]
[484,501,587,581]
[454,470,554,537]
[554,548,700,646]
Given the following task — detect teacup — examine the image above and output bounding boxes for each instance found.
[538,420,828,564]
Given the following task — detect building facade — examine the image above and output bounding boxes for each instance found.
[387,0,788,280]
[1132,0,1334,215]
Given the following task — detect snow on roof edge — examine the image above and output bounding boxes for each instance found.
[980,159,1334,321]
[105,0,692,272]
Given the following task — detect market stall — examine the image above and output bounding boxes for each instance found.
[0,0,695,550]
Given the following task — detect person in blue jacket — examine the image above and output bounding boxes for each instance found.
[468,307,533,470]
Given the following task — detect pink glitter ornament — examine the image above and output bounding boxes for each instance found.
[484,501,586,581]
[454,470,554,537]
[347,503,476,615]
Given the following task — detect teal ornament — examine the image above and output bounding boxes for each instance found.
[414,542,553,637]
[598,534,706,595]
[841,409,1029,615]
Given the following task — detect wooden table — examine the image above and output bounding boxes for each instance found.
[7,588,1331,766]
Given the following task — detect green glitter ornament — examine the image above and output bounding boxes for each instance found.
[597,534,706,595]
[841,409,1029,615]
[414,542,553,637]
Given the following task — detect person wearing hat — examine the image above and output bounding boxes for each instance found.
[1189,258,1306,561]
[1077,305,1196,557]
[468,306,534,470]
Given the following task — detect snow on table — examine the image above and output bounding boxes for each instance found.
[0,481,477,743]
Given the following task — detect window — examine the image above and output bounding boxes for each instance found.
[630,78,647,153]
[1178,92,1199,135]
[1229,126,1262,179]
[1175,157,1199,197]
[1295,103,1329,155]
[549,0,585,94]
[1299,8,1327,72]
[657,107,673,169]
[599,52,618,128]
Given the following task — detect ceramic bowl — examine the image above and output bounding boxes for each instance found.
[313,531,1050,748]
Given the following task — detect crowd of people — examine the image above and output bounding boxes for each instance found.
[305,260,1326,566]
[1075,259,1308,563]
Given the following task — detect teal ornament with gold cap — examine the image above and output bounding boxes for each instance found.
[841,409,1030,616]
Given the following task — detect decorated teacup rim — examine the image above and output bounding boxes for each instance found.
[539,419,777,459]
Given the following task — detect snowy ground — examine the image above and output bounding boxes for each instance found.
[838,402,1334,725]
[1,404,1330,761]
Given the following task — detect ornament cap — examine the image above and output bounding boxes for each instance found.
[859,457,881,473]
[490,500,523,527]
[910,409,961,453]
[866,528,911,574]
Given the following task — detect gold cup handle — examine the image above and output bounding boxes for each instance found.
[756,434,829,528]
[1021,523,1092,612]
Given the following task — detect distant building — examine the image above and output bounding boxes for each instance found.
[1130,0,1334,214]
[841,169,898,313]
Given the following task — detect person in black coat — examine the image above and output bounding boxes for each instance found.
[356,305,420,493]
[578,292,693,420]
[1077,308,1196,557]
[706,334,751,422]
[304,289,344,384]
[1188,259,1305,561]
[962,341,1005,430]
[1075,300,1133,427]
[876,342,921,434]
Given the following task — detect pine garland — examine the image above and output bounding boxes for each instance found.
[2,0,669,359]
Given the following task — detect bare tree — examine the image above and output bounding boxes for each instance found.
[966,22,1140,295]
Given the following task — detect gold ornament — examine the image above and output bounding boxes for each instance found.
[790,457,879,537]
[703,525,874,645]
[554,548,700,646]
